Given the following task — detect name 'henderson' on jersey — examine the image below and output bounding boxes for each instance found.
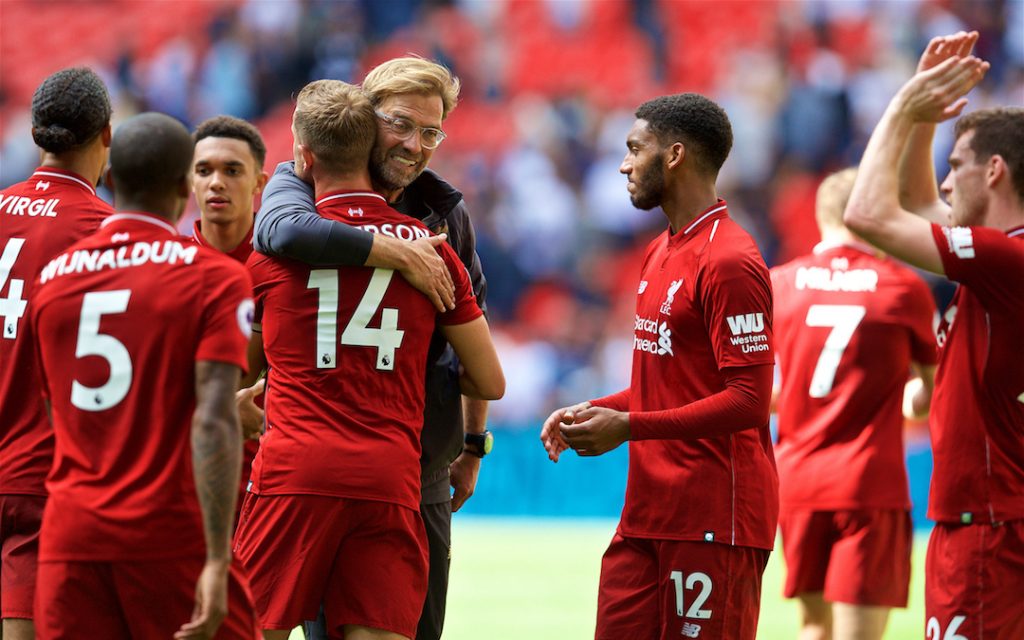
[246,190,481,512]
[0,168,112,498]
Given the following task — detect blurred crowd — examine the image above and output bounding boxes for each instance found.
[2,0,1022,428]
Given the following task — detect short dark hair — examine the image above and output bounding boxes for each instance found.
[31,67,112,153]
[193,115,267,169]
[955,107,1024,203]
[635,93,733,176]
[110,113,194,200]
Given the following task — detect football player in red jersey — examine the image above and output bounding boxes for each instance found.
[233,80,503,640]
[0,67,113,640]
[772,168,937,640]
[542,94,777,640]
[30,112,259,639]
[190,115,270,521]
[845,31,1024,640]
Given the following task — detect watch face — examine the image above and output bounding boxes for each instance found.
[483,431,494,455]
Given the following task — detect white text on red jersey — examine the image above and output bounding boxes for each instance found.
[795,266,878,292]
[39,241,198,284]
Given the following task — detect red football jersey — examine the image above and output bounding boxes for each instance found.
[927,223,1024,524]
[247,191,481,511]
[1,168,112,496]
[191,218,261,511]
[771,243,937,511]
[30,212,253,560]
[619,201,778,549]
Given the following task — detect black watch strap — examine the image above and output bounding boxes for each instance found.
[464,430,493,458]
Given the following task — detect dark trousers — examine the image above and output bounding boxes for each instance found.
[303,499,453,640]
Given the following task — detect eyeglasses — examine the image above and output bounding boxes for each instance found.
[375,110,447,149]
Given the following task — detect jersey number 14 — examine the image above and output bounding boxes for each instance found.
[307,268,405,371]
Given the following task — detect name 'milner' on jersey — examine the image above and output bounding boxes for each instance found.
[245,191,482,512]
[625,200,778,550]
[29,212,253,562]
[1,168,112,499]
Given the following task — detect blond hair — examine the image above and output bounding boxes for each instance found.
[293,80,376,174]
[815,168,858,232]
[362,56,460,120]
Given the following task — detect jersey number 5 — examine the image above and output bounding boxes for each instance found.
[804,304,866,398]
[71,290,133,411]
[308,268,405,371]
[0,237,28,340]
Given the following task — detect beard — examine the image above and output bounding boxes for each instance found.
[629,163,666,211]
[370,144,424,192]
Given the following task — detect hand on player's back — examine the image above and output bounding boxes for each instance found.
[399,234,456,312]
[236,379,265,441]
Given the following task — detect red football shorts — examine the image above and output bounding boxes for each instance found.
[779,508,912,607]
[925,519,1024,640]
[34,556,258,639]
[233,493,428,638]
[0,494,44,619]
[596,533,769,640]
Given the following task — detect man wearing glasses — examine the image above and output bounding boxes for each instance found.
[253,57,489,640]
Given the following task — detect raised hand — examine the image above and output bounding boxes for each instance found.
[917,31,979,72]
[897,55,990,124]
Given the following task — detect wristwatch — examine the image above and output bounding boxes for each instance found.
[463,430,494,458]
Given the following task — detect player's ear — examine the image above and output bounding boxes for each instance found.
[254,169,270,196]
[985,154,1007,190]
[297,145,315,177]
[666,142,685,170]
[101,123,112,148]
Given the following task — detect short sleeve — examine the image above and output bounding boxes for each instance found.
[245,253,270,324]
[700,248,775,369]
[932,223,1024,313]
[903,272,938,366]
[197,254,254,371]
[437,242,483,326]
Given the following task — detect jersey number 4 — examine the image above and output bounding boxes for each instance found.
[804,304,866,398]
[0,237,28,340]
[308,268,405,371]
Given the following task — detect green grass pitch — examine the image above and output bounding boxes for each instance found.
[289,517,927,639]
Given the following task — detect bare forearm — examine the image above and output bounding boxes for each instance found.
[463,396,488,435]
[899,123,949,223]
[192,413,240,561]
[192,363,243,562]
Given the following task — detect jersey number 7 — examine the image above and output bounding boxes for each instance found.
[805,304,866,398]
[307,268,405,371]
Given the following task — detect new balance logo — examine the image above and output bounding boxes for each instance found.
[35,181,50,191]
[348,207,364,217]
[726,313,764,335]
[681,622,702,638]
[638,280,648,294]
[944,226,975,259]
[111,233,130,243]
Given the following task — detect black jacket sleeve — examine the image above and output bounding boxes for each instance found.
[252,161,373,266]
